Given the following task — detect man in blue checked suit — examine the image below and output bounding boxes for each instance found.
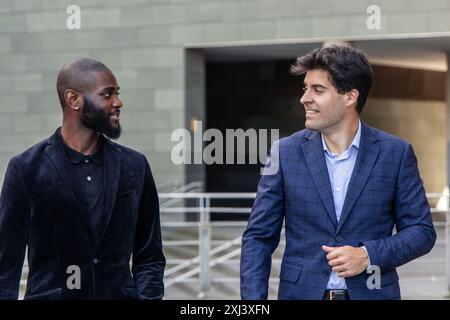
[240,45,436,300]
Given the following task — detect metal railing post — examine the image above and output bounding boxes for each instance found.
[198,196,211,298]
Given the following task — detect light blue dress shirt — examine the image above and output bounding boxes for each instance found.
[322,120,361,290]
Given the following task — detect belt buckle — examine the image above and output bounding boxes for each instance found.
[329,289,346,300]
[330,290,336,300]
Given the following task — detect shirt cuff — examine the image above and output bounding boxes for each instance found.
[361,245,371,267]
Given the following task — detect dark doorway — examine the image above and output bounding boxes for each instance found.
[205,59,306,220]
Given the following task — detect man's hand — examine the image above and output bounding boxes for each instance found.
[322,245,369,278]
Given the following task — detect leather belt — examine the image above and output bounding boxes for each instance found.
[323,289,349,300]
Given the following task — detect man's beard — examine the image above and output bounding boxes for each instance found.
[80,96,122,140]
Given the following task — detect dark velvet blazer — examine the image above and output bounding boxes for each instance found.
[0,129,165,300]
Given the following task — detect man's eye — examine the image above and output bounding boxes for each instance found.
[314,89,323,94]
[103,92,119,97]
[302,87,307,92]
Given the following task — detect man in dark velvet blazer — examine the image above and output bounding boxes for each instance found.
[0,58,165,300]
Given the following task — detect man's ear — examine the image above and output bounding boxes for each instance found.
[345,89,359,109]
[64,89,83,111]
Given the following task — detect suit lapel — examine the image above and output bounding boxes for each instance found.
[44,130,95,244]
[336,123,380,234]
[96,138,121,249]
[302,131,338,227]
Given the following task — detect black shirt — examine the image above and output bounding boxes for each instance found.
[57,129,105,241]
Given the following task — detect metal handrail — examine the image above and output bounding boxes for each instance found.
[161,207,251,213]
[159,192,256,199]
[160,181,203,208]
[165,236,242,279]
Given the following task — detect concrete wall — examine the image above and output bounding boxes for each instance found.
[1,0,450,187]
[363,99,447,193]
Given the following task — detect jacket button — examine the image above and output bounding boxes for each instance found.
[93,258,99,264]
[335,236,342,242]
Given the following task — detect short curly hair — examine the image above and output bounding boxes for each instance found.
[291,45,373,113]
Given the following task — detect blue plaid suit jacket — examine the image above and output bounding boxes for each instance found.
[241,121,436,300]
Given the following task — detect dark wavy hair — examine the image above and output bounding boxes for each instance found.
[291,45,373,113]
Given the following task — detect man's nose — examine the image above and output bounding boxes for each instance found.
[300,90,310,105]
[113,95,123,108]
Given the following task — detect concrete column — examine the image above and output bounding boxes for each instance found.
[185,49,206,188]
[185,49,206,222]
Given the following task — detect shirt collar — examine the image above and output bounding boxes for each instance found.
[57,128,103,165]
[321,119,361,157]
